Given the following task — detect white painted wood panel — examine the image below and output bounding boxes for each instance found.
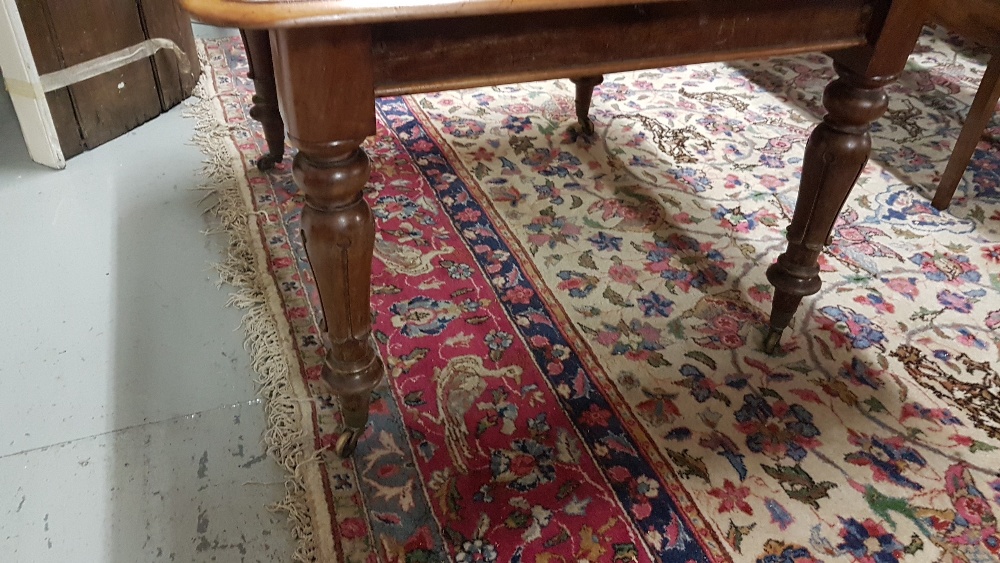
[0,0,65,169]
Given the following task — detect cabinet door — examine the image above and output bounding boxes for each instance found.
[0,0,200,167]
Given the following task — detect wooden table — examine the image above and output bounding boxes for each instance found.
[180,0,926,456]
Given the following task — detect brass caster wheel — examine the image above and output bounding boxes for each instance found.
[335,429,362,458]
[763,328,783,355]
[578,117,596,137]
[256,152,282,171]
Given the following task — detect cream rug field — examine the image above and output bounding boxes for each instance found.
[189,29,1000,562]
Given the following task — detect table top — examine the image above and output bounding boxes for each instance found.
[180,0,680,29]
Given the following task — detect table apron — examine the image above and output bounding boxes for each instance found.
[369,0,878,97]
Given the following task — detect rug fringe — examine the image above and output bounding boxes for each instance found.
[183,47,319,563]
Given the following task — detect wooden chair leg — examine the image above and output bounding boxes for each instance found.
[240,29,286,171]
[571,75,603,135]
[933,55,1000,210]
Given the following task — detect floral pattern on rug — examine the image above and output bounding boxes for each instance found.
[203,26,1000,563]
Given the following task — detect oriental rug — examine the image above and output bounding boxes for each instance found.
[190,28,1000,563]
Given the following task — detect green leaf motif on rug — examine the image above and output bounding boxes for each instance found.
[784,360,813,375]
[816,379,859,407]
[578,250,597,270]
[405,548,446,563]
[508,135,532,155]
[863,396,887,414]
[613,543,640,561]
[471,162,490,181]
[970,440,998,453]
[666,448,710,483]
[666,319,685,340]
[404,391,425,407]
[724,520,756,553]
[543,527,570,548]
[969,205,986,224]
[684,350,717,371]
[646,352,670,368]
[891,226,922,240]
[574,305,602,319]
[990,273,1000,292]
[476,416,494,437]
[432,473,463,522]
[761,463,836,509]
[504,508,531,530]
[556,481,579,501]
[862,485,927,535]
[602,286,630,308]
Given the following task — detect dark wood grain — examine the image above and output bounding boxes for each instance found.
[764,1,923,351]
[925,0,1000,209]
[271,25,384,456]
[138,0,202,110]
[17,0,199,154]
[42,0,162,149]
[765,63,895,351]
[240,29,286,170]
[571,75,603,136]
[933,57,1000,209]
[372,1,874,96]
[182,0,686,28]
[14,0,85,158]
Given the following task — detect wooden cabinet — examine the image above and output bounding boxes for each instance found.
[12,0,200,160]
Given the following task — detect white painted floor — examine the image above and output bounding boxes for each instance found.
[0,26,294,562]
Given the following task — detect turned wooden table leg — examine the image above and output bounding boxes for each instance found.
[764,62,893,353]
[240,29,286,171]
[271,27,384,456]
[571,75,603,135]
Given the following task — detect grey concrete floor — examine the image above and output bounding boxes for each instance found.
[0,27,295,562]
